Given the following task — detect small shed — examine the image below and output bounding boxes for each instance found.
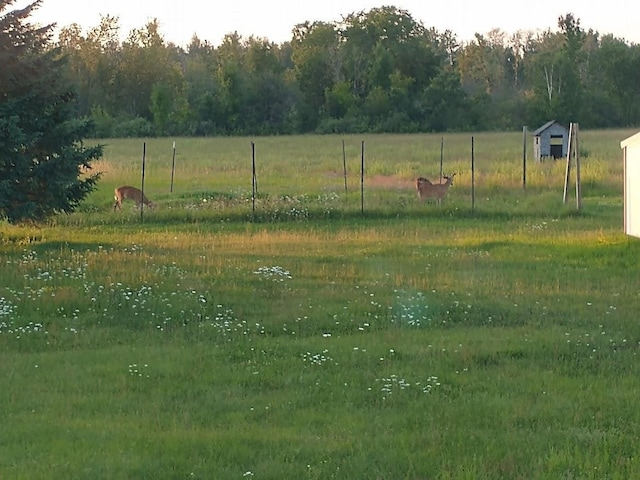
[621,131,640,238]
[532,120,569,161]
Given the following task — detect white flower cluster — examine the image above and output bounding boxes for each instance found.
[128,363,150,378]
[0,297,16,317]
[376,374,441,399]
[302,349,332,366]
[253,266,292,281]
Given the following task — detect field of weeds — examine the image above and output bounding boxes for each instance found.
[1,130,640,479]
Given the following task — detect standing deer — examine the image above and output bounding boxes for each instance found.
[113,186,153,211]
[417,173,456,205]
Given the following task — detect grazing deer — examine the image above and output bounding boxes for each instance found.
[417,173,456,205]
[113,186,153,211]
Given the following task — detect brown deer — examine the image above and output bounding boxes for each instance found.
[113,186,154,211]
[417,173,456,205]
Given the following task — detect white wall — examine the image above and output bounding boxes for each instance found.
[621,132,640,238]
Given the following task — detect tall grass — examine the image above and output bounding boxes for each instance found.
[1,129,639,479]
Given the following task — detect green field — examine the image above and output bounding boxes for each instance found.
[2,130,640,479]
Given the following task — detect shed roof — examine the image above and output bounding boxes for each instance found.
[621,131,640,149]
[532,120,566,136]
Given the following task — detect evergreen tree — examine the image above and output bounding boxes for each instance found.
[0,0,102,224]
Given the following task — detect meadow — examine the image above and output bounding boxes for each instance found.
[1,129,640,479]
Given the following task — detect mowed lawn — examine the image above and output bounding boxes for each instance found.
[1,130,640,479]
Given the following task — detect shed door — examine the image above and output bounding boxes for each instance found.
[550,135,564,159]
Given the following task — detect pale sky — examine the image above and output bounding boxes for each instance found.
[18,0,640,47]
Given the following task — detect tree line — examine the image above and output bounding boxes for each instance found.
[54,6,640,137]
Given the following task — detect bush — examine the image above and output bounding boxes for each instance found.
[372,112,418,133]
[315,116,370,134]
[89,106,117,138]
[111,117,156,138]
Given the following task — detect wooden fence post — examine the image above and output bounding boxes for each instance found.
[140,142,146,223]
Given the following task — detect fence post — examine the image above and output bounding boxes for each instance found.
[471,136,475,211]
[522,126,527,190]
[140,142,146,223]
[440,136,444,182]
[170,141,176,193]
[342,139,348,195]
[251,142,256,220]
[360,140,365,215]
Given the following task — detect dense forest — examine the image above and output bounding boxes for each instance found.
[51,6,640,137]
